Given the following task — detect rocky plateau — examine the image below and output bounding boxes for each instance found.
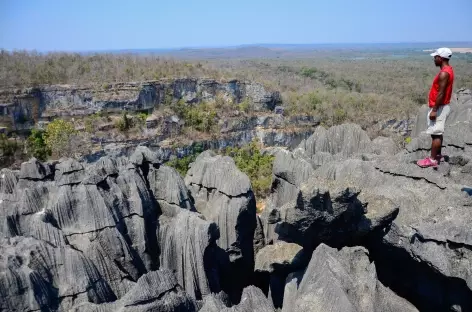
[1,88,472,312]
[0,79,281,131]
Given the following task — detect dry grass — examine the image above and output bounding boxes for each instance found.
[1,49,471,130]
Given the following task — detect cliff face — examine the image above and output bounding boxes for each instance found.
[0,79,281,130]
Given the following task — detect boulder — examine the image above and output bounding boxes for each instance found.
[282,244,418,312]
[255,242,305,274]
[145,114,159,129]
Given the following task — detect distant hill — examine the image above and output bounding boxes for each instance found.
[85,42,472,59]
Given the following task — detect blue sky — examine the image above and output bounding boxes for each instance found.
[1,0,471,51]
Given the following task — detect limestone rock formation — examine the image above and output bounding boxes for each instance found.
[199,286,275,312]
[298,123,374,159]
[282,244,419,312]
[255,242,305,274]
[70,269,199,312]
[158,210,224,300]
[254,242,307,309]
[0,79,282,130]
[0,146,227,311]
[185,151,257,300]
[273,175,398,250]
[2,90,472,312]
[259,101,472,311]
[260,148,315,245]
[0,236,116,312]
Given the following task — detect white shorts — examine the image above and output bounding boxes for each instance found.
[426,105,451,135]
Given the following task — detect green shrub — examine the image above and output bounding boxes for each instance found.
[164,88,174,106]
[238,99,251,113]
[0,134,18,158]
[27,129,50,161]
[166,155,197,176]
[165,143,204,176]
[222,140,274,198]
[115,111,130,132]
[174,101,217,133]
[0,134,21,168]
[44,119,77,158]
[333,108,348,124]
[136,112,148,126]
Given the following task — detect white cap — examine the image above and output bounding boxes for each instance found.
[430,47,452,59]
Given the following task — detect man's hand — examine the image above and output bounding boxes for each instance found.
[429,110,437,120]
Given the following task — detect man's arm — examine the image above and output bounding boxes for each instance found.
[433,71,450,111]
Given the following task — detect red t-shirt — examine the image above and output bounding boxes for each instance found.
[429,65,454,107]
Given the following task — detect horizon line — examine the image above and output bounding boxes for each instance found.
[2,40,472,53]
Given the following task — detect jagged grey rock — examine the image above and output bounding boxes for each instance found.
[282,244,418,312]
[0,147,228,311]
[260,148,315,245]
[0,79,282,131]
[255,242,304,274]
[199,286,275,312]
[0,236,116,312]
[19,157,54,180]
[254,242,306,309]
[299,123,374,158]
[148,165,195,216]
[272,175,398,250]
[312,150,472,310]
[411,88,472,137]
[372,136,399,155]
[253,215,265,261]
[158,210,224,300]
[0,168,18,197]
[130,145,163,165]
[70,269,198,312]
[185,152,257,300]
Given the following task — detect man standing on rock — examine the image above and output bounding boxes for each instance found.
[417,47,454,168]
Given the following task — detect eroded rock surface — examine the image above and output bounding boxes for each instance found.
[185,151,257,300]
[282,244,419,312]
[0,146,228,310]
[2,90,472,312]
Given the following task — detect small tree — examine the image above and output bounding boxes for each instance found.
[115,111,130,132]
[44,119,78,158]
[27,129,51,161]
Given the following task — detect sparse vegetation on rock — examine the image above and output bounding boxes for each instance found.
[43,119,79,158]
[222,140,274,199]
[26,129,50,161]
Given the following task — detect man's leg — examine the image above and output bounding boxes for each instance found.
[431,135,442,160]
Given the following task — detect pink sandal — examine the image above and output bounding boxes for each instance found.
[417,157,438,168]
